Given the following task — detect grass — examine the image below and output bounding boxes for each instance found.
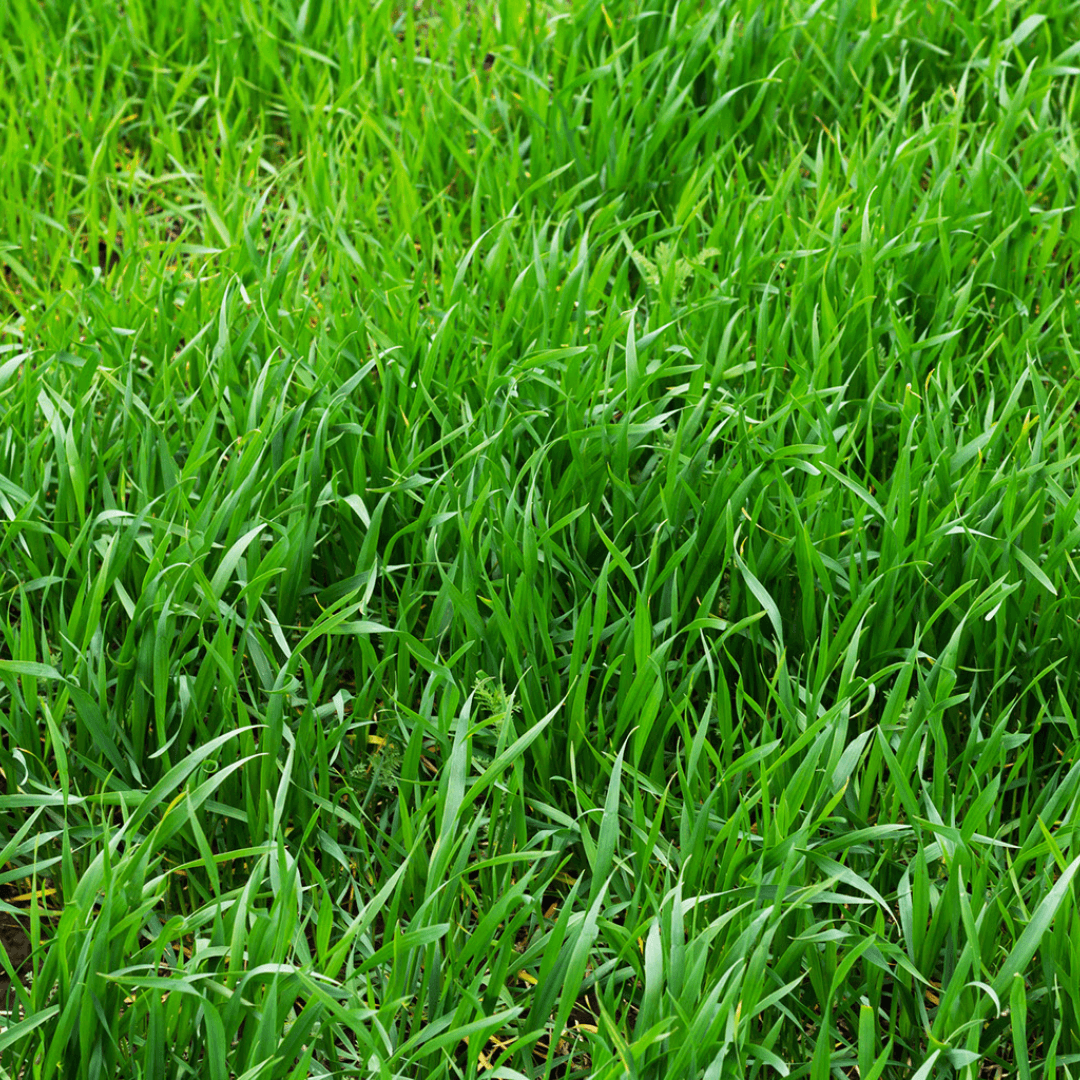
[1,0,1080,1075]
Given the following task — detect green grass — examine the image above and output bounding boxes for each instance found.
[1,0,1080,1075]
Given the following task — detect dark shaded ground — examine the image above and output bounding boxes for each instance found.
[0,914,32,1014]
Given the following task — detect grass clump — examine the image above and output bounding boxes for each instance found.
[2,0,1080,1076]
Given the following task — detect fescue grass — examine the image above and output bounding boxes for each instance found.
[2,0,1080,1075]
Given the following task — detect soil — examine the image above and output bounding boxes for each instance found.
[0,914,32,1014]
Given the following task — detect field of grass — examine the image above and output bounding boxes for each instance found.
[2,0,1080,1076]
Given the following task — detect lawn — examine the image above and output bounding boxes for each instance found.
[2,0,1080,1076]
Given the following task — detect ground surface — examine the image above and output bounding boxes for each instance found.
[2,1,1080,1078]
[0,916,31,1015]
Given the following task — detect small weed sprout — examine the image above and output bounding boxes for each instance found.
[472,672,519,724]
[350,735,403,799]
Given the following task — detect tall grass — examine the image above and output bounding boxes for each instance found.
[2,0,1080,1076]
